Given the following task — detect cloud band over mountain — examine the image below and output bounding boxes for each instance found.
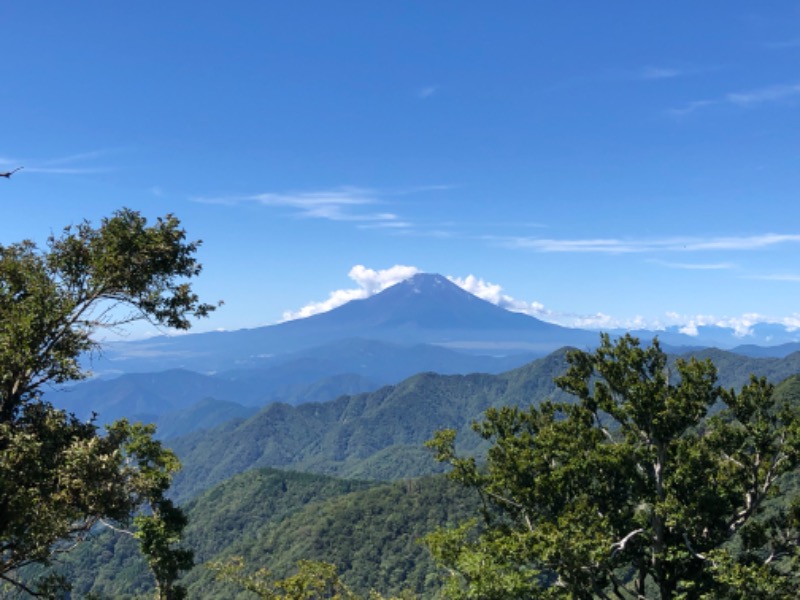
[281,265,800,339]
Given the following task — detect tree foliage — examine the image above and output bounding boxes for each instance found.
[426,334,800,599]
[0,208,216,597]
[209,557,413,600]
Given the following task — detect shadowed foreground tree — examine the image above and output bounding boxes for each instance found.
[426,334,800,599]
[0,208,218,598]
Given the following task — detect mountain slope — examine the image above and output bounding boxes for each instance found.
[169,347,800,502]
[91,273,599,374]
[59,470,477,599]
[61,469,379,598]
[166,348,572,500]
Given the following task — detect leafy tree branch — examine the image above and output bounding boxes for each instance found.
[426,334,800,599]
[0,208,217,597]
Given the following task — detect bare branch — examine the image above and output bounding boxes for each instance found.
[611,528,645,557]
[682,533,708,562]
[98,519,136,537]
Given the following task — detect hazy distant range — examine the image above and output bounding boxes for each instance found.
[47,273,800,434]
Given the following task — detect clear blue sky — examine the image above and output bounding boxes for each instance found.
[2,2,800,338]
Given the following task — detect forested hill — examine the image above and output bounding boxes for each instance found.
[168,347,573,501]
[169,346,800,502]
[60,469,478,599]
[44,373,800,599]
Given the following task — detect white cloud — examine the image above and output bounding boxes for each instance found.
[446,274,549,316]
[447,275,505,304]
[349,264,421,294]
[281,265,421,321]
[661,312,768,338]
[450,275,655,331]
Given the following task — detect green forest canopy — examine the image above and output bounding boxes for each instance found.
[427,334,800,599]
[0,209,216,598]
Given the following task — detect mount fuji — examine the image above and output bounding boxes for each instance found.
[89,272,800,376]
[91,273,597,374]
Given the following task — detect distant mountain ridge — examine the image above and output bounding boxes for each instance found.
[49,337,541,429]
[89,272,800,378]
[168,346,800,502]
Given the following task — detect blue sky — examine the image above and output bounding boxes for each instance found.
[2,2,800,339]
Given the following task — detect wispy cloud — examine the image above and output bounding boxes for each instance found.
[416,85,439,99]
[640,66,683,80]
[650,259,735,270]
[23,167,113,175]
[726,83,800,106]
[252,187,375,210]
[748,273,800,282]
[39,149,116,166]
[195,184,454,230]
[546,64,696,93]
[0,157,21,168]
[508,237,643,253]
[505,233,800,254]
[388,184,457,195]
[357,219,414,230]
[764,38,800,49]
[1,149,118,175]
[196,186,399,226]
[669,82,800,117]
[683,234,800,250]
[668,100,716,117]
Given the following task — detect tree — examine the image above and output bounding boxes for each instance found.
[0,208,218,597]
[426,334,800,599]
[209,557,410,600]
